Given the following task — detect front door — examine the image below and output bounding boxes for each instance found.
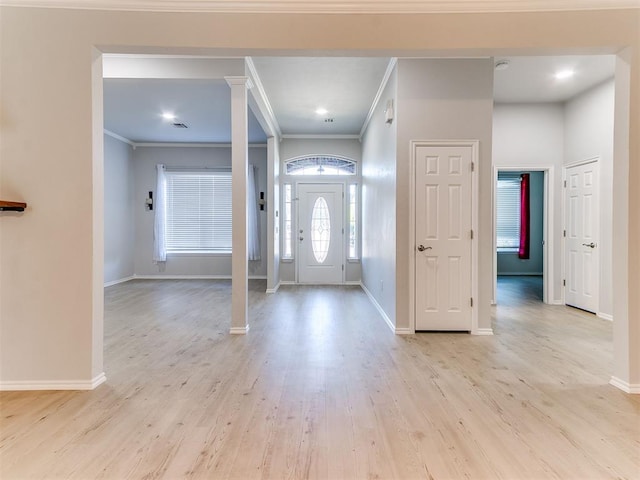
[565,160,599,313]
[298,183,344,284]
[415,145,473,331]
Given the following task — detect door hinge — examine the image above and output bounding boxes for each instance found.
[470,298,473,307]
[471,162,475,172]
[563,279,566,286]
[470,229,474,239]
[564,180,567,188]
[563,230,566,237]
[342,264,344,271]
[342,228,344,234]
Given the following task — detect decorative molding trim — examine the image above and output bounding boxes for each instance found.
[133,142,267,148]
[245,57,282,139]
[225,75,253,89]
[230,325,250,334]
[265,282,280,294]
[360,282,396,334]
[610,376,640,394]
[360,57,397,138]
[104,275,135,287]
[281,134,361,140]
[104,129,135,146]
[1,1,637,14]
[0,372,106,391]
[598,312,613,321]
[471,328,494,336]
[344,281,362,286]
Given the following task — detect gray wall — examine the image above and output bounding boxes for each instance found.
[395,58,494,332]
[279,138,362,283]
[564,79,614,318]
[361,66,397,325]
[497,171,544,275]
[133,146,268,278]
[104,134,135,284]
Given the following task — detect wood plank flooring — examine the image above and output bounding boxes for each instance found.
[1,278,638,479]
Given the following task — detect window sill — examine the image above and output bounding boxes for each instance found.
[497,249,519,254]
[347,258,360,263]
[281,258,294,263]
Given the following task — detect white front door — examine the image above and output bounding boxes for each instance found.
[298,183,344,284]
[565,160,599,313]
[415,145,473,331]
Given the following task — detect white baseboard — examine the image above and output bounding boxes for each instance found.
[394,327,414,335]
[279,281,296,285]
[132,274,266,280]
[265,282,280,294]
[598,312,613,321]
[104,276,135,287]
[610,376,640,394]
[0,372,106,391]
[472,328,494,336]
[230,325,250,334]
[344,281,362,286]
[360,282,397,334]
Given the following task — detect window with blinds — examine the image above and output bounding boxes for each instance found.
[165,171,232,252]
[496,172,521,251]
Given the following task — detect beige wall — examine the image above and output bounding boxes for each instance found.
[0,7,638,388]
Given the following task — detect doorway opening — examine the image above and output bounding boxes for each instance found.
[493,167,553,307]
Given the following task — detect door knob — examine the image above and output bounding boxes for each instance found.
[582,242,596,248]
[417,245,432,252]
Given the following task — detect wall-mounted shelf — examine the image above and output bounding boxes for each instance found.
[0,201,27,212]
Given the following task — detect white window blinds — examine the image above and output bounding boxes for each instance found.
[165,171,232,252]
[496,172,521,250]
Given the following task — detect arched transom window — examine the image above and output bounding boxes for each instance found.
[285,155,356,176]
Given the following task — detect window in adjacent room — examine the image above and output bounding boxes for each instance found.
[348,183,358,259]
[165,170,232,252]
[496,172,521,252]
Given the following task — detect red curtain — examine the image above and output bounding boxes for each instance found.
[519,173,530,259]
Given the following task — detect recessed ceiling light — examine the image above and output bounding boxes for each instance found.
[315,107,328,115]
[495,60,510,71]
[162,112,177,121]
[554,69,575,80]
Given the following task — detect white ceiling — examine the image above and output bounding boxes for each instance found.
[103,78,267,143]
[493,55,615,103]
[251,57,391,136]
[103,54,616,143]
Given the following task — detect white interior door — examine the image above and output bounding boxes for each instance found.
[565,161,599,313]
[298,183,344,284]
[415,145,473,331]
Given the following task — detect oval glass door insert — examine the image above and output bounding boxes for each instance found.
[311,196,331,263]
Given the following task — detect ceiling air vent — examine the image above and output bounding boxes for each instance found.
[172,122,188,128]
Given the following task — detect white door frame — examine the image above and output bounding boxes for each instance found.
[492,166,555,305]
[562,156,600,312]
[295,182,346,284]
[409,140,479,334]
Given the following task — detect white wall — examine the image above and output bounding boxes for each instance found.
[279,138,362,283]
[0,7,636,389]
[103,134,135,284]
[361,66,397,326]
[493,103,565,301]
[564,79,615,318]
[395,58,495,333]
[132,146,268,278]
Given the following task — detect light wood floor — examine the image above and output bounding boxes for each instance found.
[1,278,638,479]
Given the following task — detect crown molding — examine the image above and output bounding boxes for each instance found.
[1,0,638,14]
[104,129,135,146]
[360,57,397,138]
[246,57,282,139]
